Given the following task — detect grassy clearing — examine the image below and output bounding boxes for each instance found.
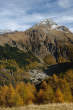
[0,104,73,110]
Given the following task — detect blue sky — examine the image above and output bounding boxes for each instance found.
[0,0,73,32]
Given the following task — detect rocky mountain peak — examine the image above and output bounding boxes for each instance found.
[40,18,57,26]
[34,18,70,33]
[36,18,58,30]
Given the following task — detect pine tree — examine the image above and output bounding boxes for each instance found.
[55,88,64,103]
[0,85,8,106]
[6,84,16,107]
[37,82,54,104]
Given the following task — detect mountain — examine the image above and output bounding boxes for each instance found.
[0,19,73,85]
[25,19,73,60]
[0,19,73,63]
[0,29,12,34]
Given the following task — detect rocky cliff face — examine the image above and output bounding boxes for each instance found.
[24,19,73,62]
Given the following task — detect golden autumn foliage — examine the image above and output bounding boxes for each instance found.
[15,82,27,104]
[55,88,64,103]
[43,54,56,65]
[37,89,44,104]
[0,85,9,106]
[37,81,55,104]
[25,83,36,104]
[0,82,36,107]
[16,82,36,104]
[41,81,48,89]
[65,69,73,89]
[0,69,73,107]
[58,56,68,63]
[6,84,16,106]
[55,79,73,102]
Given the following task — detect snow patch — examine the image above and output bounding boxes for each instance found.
[51,25,58,29]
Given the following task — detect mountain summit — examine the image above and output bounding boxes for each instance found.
[35,18,70,33]
[38,18,57,27]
